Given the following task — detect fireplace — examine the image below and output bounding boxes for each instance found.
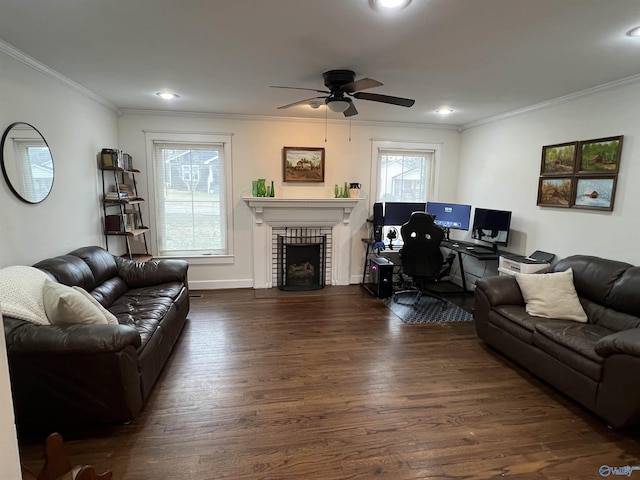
[243,197,362,288]
[277,232,326,290]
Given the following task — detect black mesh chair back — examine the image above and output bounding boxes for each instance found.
[395,211,453,307]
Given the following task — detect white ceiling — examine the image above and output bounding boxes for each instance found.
[2,0,640,127]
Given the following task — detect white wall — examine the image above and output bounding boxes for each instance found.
[0,47,119,477]
[118,113,462,288]
[457,81,640,268]
[0,49,119,267]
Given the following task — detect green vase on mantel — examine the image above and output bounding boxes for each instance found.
[257,178,267,197]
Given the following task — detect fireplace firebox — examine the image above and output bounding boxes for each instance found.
[277,234,326,291]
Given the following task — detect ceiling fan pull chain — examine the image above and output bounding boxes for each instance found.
[324,105,328,143]
[349,117,352,142]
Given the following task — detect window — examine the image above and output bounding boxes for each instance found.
[371,141,438,202]
[145,132,233,259]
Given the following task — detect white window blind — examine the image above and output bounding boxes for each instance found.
[376,148,435,202]
[152,141,227,256]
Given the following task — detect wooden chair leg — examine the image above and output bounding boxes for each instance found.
[33,432,112,480]
[37,433,73,480]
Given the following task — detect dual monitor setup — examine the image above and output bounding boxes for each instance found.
[372,201,512,252]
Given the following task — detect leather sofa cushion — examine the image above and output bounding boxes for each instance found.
[534,322,610,363]
[34,255,96,290]
[91,276,129,308]
[582,297,640,332]
[555,255,630,306]
[533,322,609,380]
[68,246,119,289]
[116,257,189,288]
[603,267,640,320]
[108,282,184,349]
[490,306,560,344]
[533,331,604,381]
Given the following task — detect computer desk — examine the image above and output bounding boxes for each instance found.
[440,240,512,293]
[362,237,510,294]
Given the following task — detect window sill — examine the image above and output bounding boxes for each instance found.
[155,255,234,265]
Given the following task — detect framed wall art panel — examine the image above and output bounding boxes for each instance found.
[282,147,325,183]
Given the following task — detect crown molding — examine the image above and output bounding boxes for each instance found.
[461,72,640,131]
[118,108,459,130]
[0,39,118,112]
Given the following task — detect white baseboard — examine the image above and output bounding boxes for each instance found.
[189,279,254,290]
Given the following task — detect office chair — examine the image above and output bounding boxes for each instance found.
[393,211,456,308]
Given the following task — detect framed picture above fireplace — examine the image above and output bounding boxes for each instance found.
[283,146,325,183]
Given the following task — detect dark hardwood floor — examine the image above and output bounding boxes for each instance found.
[18,286,640,479]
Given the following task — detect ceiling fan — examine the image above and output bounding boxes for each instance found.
[271,69,415,117]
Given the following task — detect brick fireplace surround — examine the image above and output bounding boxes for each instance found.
[243,198,362,288]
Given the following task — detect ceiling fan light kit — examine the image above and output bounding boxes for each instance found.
[326,98,351,113]
[272,69,415,118]
[370,0,412,11]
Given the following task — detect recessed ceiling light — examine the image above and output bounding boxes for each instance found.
[156,92,179,100]
[435,108,454,115]
[370,0,411,11]
[627,26,640,37]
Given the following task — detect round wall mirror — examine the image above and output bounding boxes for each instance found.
[1,122,54,204]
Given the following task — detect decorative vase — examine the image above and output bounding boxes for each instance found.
[257,178,266,197]
[334,184,339,198]
[269,180,275,197]
[252,180,258,197]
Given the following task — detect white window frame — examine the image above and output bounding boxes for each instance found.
[369,140,441,206]
[144,130,234,264]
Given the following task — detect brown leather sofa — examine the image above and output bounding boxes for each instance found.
[3,246,189,433]
[474,255,640,429]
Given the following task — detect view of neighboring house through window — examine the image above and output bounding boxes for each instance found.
[375,147,436,202]
[150,136,232,258]
[4,131,53,202]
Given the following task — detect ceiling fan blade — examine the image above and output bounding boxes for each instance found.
[353,92,415,107]
[277,96,327,109]
[271,85,330,94]
[342,78,383,93]
[343,102,358,117]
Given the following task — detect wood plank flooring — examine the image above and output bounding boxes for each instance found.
[18,286,640,479]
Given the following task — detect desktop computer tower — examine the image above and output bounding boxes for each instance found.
[370,257,394,299]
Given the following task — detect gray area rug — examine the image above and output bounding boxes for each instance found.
[382,294,474,324]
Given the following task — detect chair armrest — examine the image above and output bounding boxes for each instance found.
[595,329,640,358]
[115,257,188,288]
[4,317,141,354]
[475,275,525,306]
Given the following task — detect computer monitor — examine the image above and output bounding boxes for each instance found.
[426,202,472,231]
[381,202,427,226]
[471,207,512,250]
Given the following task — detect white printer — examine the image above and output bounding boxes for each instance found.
[498,251,554,276]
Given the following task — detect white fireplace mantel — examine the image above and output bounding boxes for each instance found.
[243,197,361,226]
[242,197,363,288]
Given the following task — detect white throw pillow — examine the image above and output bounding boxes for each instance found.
[43,280,108,325]
[515,268,588,323]
[72,286,119,325]
[0,265,50,325]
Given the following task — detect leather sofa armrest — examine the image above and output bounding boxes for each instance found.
[595,329,640,358]
[4,317,141,354]
[475,275,525,306]
[115,257,188,288]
